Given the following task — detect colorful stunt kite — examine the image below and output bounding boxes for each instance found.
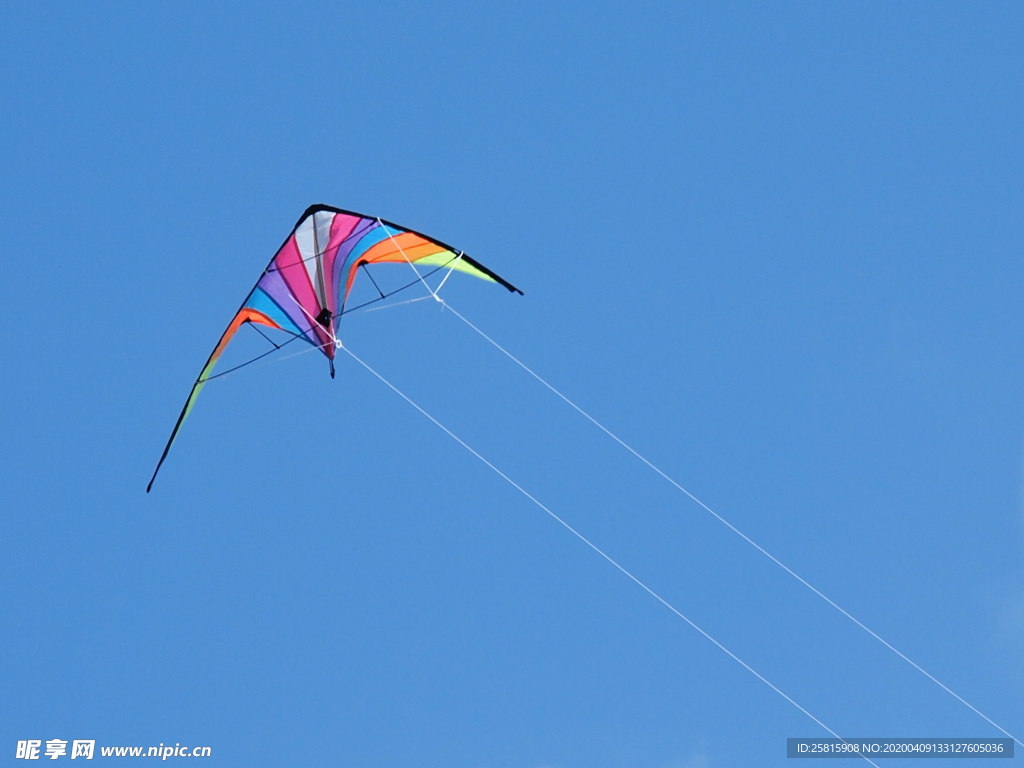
[147,204,522,492]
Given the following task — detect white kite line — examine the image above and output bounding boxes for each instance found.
[432,297,1022,748]
[341,342,879,768]
[213,250,1018,746]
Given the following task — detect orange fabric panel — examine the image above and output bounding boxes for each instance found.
[210,309,282,362]
[239,308,281,330]
[360,232,431,264]
[341,233,450,303]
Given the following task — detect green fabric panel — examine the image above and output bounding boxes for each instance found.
[416,251,497,283]
[185,361,217,419]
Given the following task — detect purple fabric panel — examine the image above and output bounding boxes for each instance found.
[256,264,323,347]
[331,217,379,310]
[320,212,363,318]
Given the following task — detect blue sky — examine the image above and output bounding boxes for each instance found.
[2,2,1022,766]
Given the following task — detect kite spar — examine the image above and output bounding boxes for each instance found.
[147,204,521,492]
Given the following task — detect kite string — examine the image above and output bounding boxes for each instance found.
[433,251,464,298]
[362,295,435,314]
[377,218,442,303]
[435,297,1024,748]
[340,342,877,768]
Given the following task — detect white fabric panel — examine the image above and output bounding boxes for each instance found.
[294,213,324,307]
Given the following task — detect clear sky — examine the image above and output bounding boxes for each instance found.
[2,2,1022,766]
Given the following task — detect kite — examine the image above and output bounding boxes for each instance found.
[147,204,521,492]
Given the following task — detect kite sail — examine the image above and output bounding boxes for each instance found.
[147,204,521,492]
